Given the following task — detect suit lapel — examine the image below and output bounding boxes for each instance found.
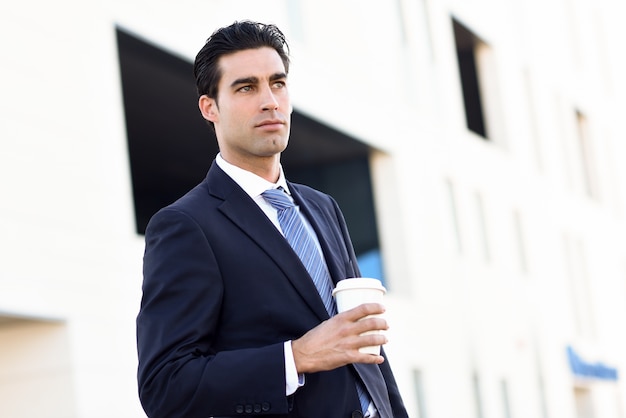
[288,184,347,286]
[206,163,329,321]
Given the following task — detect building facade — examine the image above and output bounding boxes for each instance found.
[1,0,625,417]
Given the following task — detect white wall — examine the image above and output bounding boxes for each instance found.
[1,0,625,416]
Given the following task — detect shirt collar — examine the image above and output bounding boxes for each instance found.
[215,153,291,199]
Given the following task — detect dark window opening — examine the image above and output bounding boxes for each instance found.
[116,28,214,232]
[453,19,488,139]
[116,27,384,280]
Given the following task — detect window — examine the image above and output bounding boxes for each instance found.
[417,0,435,60]
[286,0,304,42]
[116,27,215,233]
[452,18,498,140]
[575,110,598,199]
[472,371,485,418]
[445,179,463,254]
[395,0,409,45]
[563,235,596,338]
[523,69,543,170]
[535,352,550,418]
[513,210,528,274]
[412,369,428,418]
[500,379,512,418]
[475,192,490,262]
[574,386,595,418]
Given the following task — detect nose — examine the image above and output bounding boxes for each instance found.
[260,86,279,111]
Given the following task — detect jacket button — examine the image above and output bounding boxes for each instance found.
[245,404,253,413]
[235,404,244,414]
[254,404,262,413]
[262,402,271,412]
[351,411,363,418]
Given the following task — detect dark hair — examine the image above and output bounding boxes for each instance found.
[193,20,290,99]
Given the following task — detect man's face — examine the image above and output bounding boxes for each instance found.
[200,47,292,169]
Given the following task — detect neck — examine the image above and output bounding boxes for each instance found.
[220,153,281,183]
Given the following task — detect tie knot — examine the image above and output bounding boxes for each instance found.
[262,188,294,211]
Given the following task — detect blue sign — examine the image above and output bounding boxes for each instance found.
[567,346,618,381]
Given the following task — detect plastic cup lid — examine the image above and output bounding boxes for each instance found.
[332,278,386,295]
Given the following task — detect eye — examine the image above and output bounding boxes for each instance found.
[238,85,253,93]
[272,81,286,89]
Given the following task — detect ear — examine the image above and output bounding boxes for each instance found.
[199,95,219,123]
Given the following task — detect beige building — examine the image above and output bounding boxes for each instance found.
[1,0,625,417]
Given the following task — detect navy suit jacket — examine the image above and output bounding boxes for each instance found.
[137,161,408,418]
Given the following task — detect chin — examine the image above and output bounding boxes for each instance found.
[268,136,289,151]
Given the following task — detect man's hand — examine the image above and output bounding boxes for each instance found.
[291,303,389,374]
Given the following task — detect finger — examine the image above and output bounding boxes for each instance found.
[342,329,388,355]
[356,330,388,347]
[353,316,389,334]
[341,303,386,321]
[352,352,386,365]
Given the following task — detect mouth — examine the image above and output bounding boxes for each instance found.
[256,119,285,128]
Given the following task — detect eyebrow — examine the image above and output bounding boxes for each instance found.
[230,72,287,88]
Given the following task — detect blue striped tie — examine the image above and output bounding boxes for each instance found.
[262,188,336,314]
[262,187,372,414]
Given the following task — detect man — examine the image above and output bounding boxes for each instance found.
[136,20,408,418]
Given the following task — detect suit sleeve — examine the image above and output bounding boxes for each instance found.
[331,198,410,418]
[137,208,289,418]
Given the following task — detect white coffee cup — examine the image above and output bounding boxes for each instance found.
[332,277,387,355]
